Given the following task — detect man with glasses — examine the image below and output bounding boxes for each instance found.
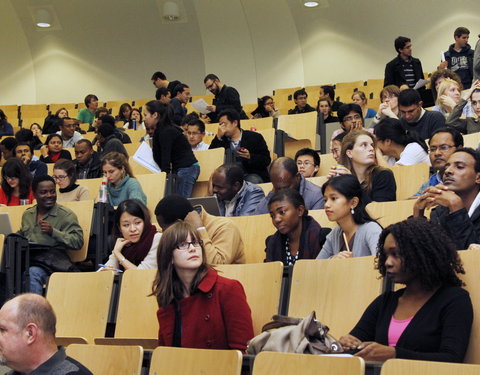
[186,119,209,151]
[384,36,424,89]
[155,194,245,264]
[211,164,264,217]
[398,89,445,140]
[294,148,320,178]
[329,103,373,152]
[151,71,181,96]
[56,118,83,148]
[203,74,247,123]
[413,127,464,197]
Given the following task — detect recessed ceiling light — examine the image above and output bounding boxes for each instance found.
[35,9,52,28]
[304,1,319,7]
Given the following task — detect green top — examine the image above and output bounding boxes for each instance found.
[17,203,84,251]
[77,108,95,125]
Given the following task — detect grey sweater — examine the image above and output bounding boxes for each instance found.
[316,221,382,259]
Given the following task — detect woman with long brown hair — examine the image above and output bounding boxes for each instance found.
[151,221,253,351]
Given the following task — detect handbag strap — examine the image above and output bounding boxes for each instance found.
[172,299,182,347]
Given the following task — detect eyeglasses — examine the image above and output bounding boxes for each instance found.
[186,132,202,136]
[296,161,315,167]
[53,175,68,180]
[344,114,362,122]
[3,176,17,181]
[206,82,216,90]
[176,240,203,251]
[428,145,455,153]
[265,101,275,106]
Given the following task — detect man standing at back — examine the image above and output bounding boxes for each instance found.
[0,293,92,374]
[170,83,191,126]
[204,74,247,123]
[439,27,474,89]
[384,36,424,89]
[398,89,445,140]
[151,71,181,96]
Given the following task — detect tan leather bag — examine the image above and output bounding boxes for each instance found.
[246,312,344,355]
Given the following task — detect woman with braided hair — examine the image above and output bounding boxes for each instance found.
[339,218,473,363]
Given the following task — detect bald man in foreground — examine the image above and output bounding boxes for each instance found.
[0,294,92,375]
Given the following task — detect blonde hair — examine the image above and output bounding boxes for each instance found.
[435,79,460,111]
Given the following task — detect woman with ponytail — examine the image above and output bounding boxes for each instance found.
[374,118,429,166]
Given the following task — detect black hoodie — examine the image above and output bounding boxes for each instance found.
[444,43,474,89]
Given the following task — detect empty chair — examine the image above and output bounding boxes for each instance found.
[215,262,283,335]
[94,268,159,349]
[46,271,114,344]
[288,257,382,338]
[366,200,431,228]
[381,358,480,375]
[277,111,318,142]
[66,344,143,375]
[149,347,242,375]
[229,214,275,263]
[136,172,167,215]
[252,351,365,375]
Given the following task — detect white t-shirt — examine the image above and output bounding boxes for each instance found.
[192,142,210,151]
[388,142,430,166]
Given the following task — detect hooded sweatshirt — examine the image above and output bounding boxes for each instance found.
[444,43,474,89]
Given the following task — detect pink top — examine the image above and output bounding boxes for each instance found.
[388,316,413,346]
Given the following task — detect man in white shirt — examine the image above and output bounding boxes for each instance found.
[186,119,210,151]
[56,118,83,148]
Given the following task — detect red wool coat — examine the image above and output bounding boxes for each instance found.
[157,268,254,351]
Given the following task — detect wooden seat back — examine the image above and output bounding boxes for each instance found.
[215,262,283,335]
[149,347,242,375]
[289,257,382,337]
[67,344,143,375]
[253,352,365,375]
[46,271,114,343]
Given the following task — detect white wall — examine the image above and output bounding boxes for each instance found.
[0,0,479,106]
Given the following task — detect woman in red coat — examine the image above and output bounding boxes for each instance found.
[152,221,254,351]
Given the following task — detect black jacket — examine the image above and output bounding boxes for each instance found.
[208,85,248,123]
[444,43,474,89]
[209,129,271,182]
[74,151,103,179]
[430,204,480,250]
[384,55,424,88]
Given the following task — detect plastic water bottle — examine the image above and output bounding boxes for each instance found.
[98,179,108,203]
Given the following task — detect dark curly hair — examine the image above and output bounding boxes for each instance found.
[376,218,465,291]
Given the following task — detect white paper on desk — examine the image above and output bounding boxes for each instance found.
[413,79,428,90]
[133,141,161,173]
[191,99,211,114]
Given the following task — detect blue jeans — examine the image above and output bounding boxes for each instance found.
[176,164,200,198]
[28,266,50,295]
